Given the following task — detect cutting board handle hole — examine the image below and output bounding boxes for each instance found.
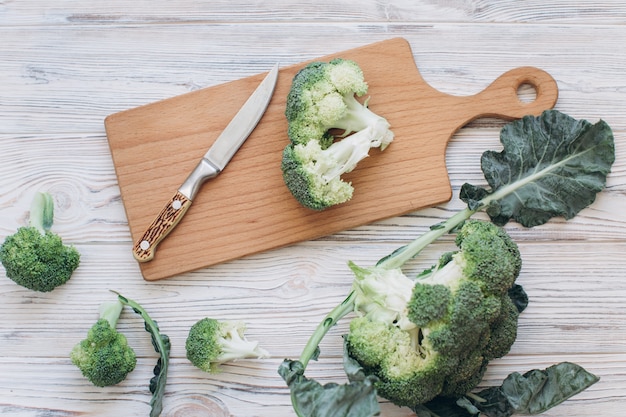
[517,82,538,103]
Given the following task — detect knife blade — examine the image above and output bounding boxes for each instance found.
[132,64,280,263]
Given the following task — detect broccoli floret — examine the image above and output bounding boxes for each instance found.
[282,58,394,210]
[70,300,137,387]
[185,318,269,373]
[344,220,524,407]
[482,293,521,361]
[281,133,372,210]
[0,192,80,292]
[346,316,448,406]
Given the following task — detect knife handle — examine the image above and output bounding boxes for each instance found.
[132,191,192,262]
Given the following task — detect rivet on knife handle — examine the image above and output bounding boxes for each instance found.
[132,191,192,262]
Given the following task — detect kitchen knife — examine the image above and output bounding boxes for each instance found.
[132,64,280,262]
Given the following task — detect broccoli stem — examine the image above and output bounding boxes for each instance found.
[377,163,548,271]
[377,207,477,270]
[98,300,124,329]
[113,291,170,417]
[299,291,357,368]
[29,192,54,234]
[297,200,491,370]
[321,131,373,182]
[336,94,383,136]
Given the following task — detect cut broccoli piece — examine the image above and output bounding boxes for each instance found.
[185,318,269,373]
[282,58,393,210]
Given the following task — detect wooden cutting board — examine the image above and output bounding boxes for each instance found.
[105,37,558,281]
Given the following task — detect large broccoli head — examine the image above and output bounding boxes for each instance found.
[345,220,524,407]
[0,192,80,292]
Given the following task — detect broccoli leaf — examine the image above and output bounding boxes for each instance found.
[501,362,599,414]
[410,362,598,417]
[279,357,380,417]
[508,284,529,314]
[413,397,480,417]
[115,292,171,417]
[471,362,599,417]
[461,110,614,227]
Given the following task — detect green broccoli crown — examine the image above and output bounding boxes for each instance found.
[482,294,521,361]
[70,318,137,387]
[345,220,523,407]
[420,281,502,356]
[0,226,80,292]
[285,58,392,148]
[401,221,522,401]
[439,350,490,398]
[185,318,269,373]
[281,140,355,210]
[454,219,522,296]
[285,59,371,145]
[0,192,80,292]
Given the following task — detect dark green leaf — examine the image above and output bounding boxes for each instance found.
[115,292,171,417]
[461,110,615,227]
[342,337,371,383]
[412,396,480,417]
[470,387,515,417]
[471,362,599,416]
[500,362,599,414]
[278,359,380,417]
[508,284,529,313]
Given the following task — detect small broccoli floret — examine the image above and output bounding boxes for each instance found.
[0,192,80,292]
[285,58,393,148]
[482,294,521,361]
[185,318,269,373]
[344,220,524,407]
[70,300,137,387]
[452,219,522,295]
[439,351,489,398]
[282,132,373,210]
[282,58,394,210]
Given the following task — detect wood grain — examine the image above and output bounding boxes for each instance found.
[105,38,558,280]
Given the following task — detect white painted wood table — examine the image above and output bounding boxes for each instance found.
[1,2,625,416]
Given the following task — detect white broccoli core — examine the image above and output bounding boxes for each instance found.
[353,267,417,331]
[218,321,270,363]
[417,253,466,292]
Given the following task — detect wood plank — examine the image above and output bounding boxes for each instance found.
[2,0,626,25]
[2,23,626,136]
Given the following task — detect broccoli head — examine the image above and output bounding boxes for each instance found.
[345,220,524,408]
[282,58,394,210]
[71,300,137,387]
[0,192,80,292]
[185,318,269,373]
